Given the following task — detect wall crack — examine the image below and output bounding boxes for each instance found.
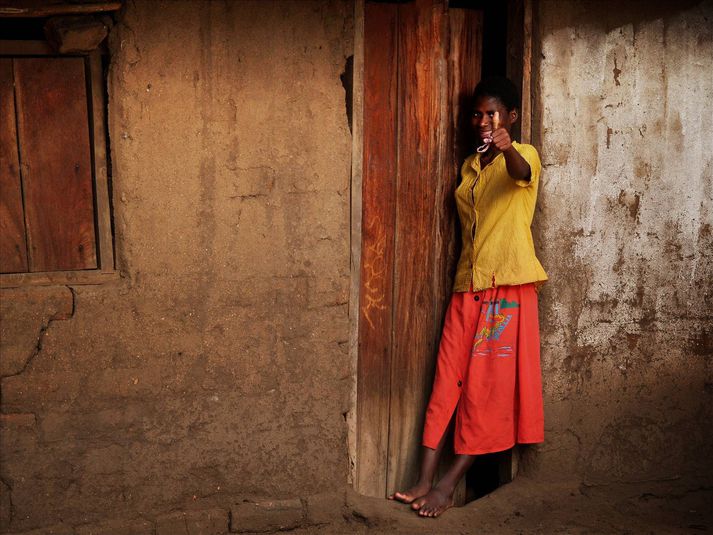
[0,286,76,381]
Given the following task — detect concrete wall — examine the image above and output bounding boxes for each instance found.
[0,1,353,531]
[530,0,713,484]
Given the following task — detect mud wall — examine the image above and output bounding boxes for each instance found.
[530,0,713,484]
[0,1,353,532]
[2,0,712,531]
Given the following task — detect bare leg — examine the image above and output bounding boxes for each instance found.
[411,453,475,517]
[388,427,449,503]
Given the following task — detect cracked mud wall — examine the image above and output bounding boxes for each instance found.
[529,0,713,485]
[0,1,353,532]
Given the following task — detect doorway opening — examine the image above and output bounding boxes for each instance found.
[354,0,533,506]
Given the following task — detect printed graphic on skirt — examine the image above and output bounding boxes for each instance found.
[471,298,519,358]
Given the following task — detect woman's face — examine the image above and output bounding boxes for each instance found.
[471,95,517,143]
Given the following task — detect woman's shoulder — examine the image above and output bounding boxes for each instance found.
[513,141,540,157]
[513,142,541,167]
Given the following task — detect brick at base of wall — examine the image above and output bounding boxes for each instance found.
[2,490,347,535]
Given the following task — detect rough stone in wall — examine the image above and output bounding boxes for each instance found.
[0,0,353,532]
[530,0,713,484]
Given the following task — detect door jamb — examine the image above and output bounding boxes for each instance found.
[347,0,365,488]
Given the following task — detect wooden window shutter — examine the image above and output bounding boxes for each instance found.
[2,56,97,273]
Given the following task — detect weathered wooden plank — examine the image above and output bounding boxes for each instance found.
[386,0,445,497]
[0,269,119,288]
[0,59,29,274]
[88,51,115,272]
[506,0,525,142]
[520,0,533,144]
[356,1,399,498]
[14,57,97,272]
[0,40,53,56]
[348,0,366,487]
[357,1,486,500]
[0,1,122,17]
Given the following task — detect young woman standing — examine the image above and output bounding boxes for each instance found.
[389,76,547,517]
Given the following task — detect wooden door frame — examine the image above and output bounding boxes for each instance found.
[349,0,535,497]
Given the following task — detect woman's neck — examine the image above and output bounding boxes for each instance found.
[480,147,500,167]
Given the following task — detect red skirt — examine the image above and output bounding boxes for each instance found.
[422,283,544,455]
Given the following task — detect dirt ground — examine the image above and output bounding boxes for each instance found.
[3,475,710,534]
[303,477,712,535]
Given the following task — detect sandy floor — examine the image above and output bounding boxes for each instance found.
[289,476,712,534]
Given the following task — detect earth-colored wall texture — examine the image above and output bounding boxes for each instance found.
[528,0,712,485]
[2,0,712,532]
[0,0,353,531]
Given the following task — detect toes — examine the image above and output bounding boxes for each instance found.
[411,497,426,510]
[433,504,450,517]
[416,498,450,518]
[392,491,422,504]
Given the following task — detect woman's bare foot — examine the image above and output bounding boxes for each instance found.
[388,481,431,504]
[411,486,453,517]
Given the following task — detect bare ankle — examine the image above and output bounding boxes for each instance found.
[417,478,433,489]
[434,481,456,496]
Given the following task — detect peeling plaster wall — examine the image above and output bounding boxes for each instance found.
[530,0,713,484]
[0,1,353,531]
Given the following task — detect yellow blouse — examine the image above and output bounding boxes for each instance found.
[453,141,548,292]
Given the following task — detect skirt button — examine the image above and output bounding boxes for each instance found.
[457,380,462,387]
[473,295,480,301]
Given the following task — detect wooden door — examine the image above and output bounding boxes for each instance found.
[356,0,482,498]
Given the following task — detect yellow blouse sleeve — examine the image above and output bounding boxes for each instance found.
[513,143,541,188]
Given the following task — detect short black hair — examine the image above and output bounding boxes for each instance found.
[473,76,520,111]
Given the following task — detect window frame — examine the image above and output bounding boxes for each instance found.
[0,40,117,288]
